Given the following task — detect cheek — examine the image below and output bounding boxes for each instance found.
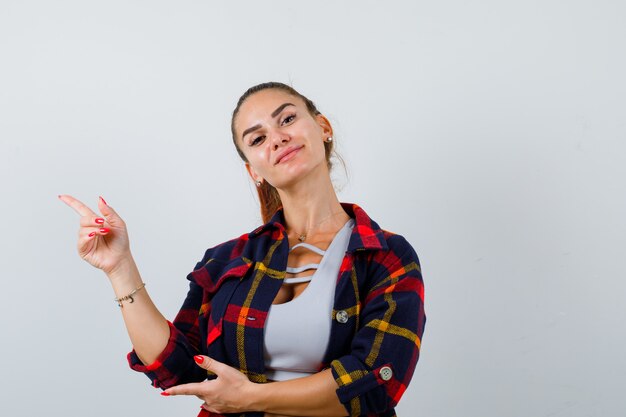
[247,147,272,173]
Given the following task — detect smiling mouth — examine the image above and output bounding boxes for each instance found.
[276,146,303,164]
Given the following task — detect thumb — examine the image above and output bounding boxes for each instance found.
[194,355,227,374]
[97,196,124,226]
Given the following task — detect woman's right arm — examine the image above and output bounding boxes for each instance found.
[107,255,170,365]
[59,195,169,365]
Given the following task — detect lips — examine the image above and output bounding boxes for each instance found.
[274,145,303,165]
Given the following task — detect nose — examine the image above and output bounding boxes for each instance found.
[270,131,290,151]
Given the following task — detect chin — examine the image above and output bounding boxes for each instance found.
[274,162,327,190]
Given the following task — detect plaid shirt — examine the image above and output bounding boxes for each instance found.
[128,202,426,417]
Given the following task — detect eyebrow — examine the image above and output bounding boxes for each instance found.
[241,102,296,140]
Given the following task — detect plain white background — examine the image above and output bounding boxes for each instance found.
[1,1,625,416]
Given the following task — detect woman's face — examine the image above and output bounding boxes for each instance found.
[234,89,332,190]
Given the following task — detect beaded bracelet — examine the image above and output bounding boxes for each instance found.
[114,282,146,307]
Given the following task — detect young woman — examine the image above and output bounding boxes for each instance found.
[60,82,426,417]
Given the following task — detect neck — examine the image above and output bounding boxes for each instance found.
[276,167,348,239]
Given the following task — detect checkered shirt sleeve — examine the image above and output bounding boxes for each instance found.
[330,236,426,416]
[126,280,207,389]
[126,237,244,389]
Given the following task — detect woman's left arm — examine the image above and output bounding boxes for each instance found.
[163,355,347,416]
[326,238,426,416]
[251,368,348,416]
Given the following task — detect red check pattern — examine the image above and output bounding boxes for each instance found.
[127,202,426,416]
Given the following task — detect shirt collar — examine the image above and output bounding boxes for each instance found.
[248,202,388,253]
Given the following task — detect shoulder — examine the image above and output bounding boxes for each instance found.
[364,229,421,280]
[187,232,255,293]
[192,232,251,270]
[347,202,421,285]
[380,230,420,262]
[347,202,420,264]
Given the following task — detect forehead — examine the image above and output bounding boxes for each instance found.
[234,89,305,134]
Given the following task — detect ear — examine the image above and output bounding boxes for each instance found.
[315,114,333,139]
[245,162,262,185]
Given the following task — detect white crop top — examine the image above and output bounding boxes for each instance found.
[263,218,355,381]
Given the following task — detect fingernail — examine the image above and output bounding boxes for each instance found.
[99,196,108,205]
[88,232,96,237]
[194,355,204,364]
[95,218,104,224]
[100,228,110,233]
[160,392,170,396]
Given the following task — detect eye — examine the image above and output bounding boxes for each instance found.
[250,135,265,146]
[281,114,296,125]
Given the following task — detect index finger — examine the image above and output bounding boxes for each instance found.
[58,194,98,217]
[162,382,207,397]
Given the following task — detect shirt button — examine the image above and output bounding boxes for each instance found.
[336,310,349,323]
[379,366,393,381]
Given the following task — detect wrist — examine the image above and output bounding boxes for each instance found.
[245,381,270,413]
[107,256,140,287]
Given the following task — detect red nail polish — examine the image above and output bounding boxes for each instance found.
[99,196,107,205]
[95,218,104,224]
[100,228,110,233]
[88,232,96,237]
[194,355,204,364]
[161,392,170,396]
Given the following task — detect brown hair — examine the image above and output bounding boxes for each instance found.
[231,82,338,223]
